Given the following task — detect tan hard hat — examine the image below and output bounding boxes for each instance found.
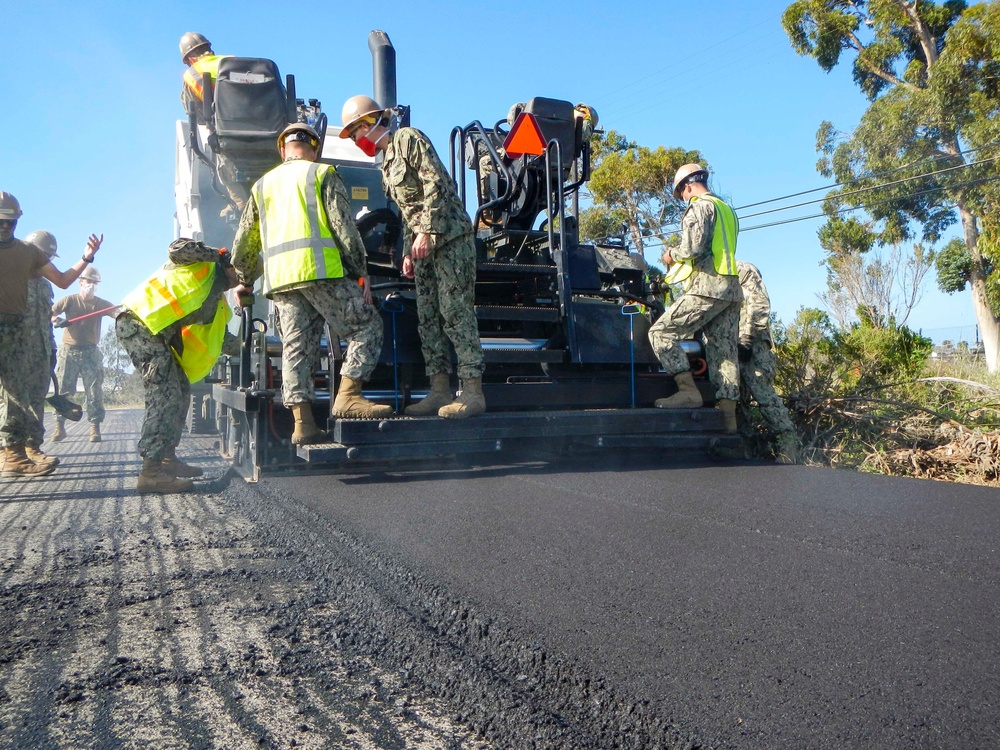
[277,122,320,150]
[25,230,58,257]
[339,95,385,139]
[0,191,23,220]
[179,32,212,64]
[672,163,708,199]
[79,266,101,283]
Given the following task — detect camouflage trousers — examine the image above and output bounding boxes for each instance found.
[56,344,106,424]
[413,233,484,380]
[739,338,795,435]
[0,318,41,447]
[116,312,190,462]
[648,293,740,401]
[272,278,383,405]
[0,280,55,446]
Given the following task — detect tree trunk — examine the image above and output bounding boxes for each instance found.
[958,205,1000,373]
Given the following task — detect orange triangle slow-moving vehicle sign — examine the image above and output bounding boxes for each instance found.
[503,113,547,159]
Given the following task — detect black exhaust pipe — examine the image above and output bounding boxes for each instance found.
[368,30,396,110]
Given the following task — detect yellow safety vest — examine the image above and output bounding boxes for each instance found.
[182,54,230,102]
[122,261,232,382]
[252,159,345,297]
[692,193,739,276]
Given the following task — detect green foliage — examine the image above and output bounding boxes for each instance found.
[935,236,972,292]
[580,130,703,256]
[783,0,1000,370]
[772,308,933,463]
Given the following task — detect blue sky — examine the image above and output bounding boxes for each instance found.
[4,0,982,344]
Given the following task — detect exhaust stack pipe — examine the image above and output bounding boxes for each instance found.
[369,30,396,110]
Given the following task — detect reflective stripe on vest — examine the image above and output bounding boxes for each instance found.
[182,54,229,102]
[691,194,739,276]
[176,298,230,382]
[252,160,345,296]
[123,262,216,335]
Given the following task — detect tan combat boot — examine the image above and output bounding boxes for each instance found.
[137,458,193,494]
[161,447,204,477]
[438,377,486,419]
[715,399,738,433]
[404,373,453,416]
[289,402,325,445]
[51,417,67,442]
[2,445,56,478]
[25,445,59,469]
[332,377,394,420]
[89,423,102,443]
[654,371,704,409]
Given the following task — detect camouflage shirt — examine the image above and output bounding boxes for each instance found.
[232,158,369,289]
[380,127,473,256]
[673,194,742,303]
[737,261,773,346]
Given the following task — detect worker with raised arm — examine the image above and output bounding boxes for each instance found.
[116,239,243,494]
[0,191,102,477]
[648,164,742,431]
[340,96,485,419]
[51,266,117,443]
[232,122,392,445]
[736,261,798,463]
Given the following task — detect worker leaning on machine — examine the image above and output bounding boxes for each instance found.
[0,191,103,478]
[115,238,244,495]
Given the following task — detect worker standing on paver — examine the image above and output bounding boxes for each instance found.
[736,260,798,464]
[232,122,392,445]
[51,267,117,443]
[0,191,102,478]
[116,238,242,493]
[339,96,486,419]
[649,164,742,431]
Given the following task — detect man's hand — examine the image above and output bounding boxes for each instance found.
[401,255,415,279]
[661,248,673,267]
[361,276,373,305]
[411,232,432,260]
[738,335,753,364]
[83,233,103,262]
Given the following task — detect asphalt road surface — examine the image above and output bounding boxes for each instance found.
[2,409,998,749]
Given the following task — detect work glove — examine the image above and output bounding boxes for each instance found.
[738,336,753,364]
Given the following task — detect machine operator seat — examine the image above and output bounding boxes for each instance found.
[209,57,292,207]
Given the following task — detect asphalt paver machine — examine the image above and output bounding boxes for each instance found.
[181,32,738,480]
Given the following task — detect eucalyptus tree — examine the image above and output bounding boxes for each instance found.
[783,0,1000,370]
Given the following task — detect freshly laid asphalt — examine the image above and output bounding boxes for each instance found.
[267,451,1000,749]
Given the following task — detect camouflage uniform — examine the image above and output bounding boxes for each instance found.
[26,277,55,444]
[0,239,50,447]
[52,292,115,425]
[0,278,54,446]
[737,261,795,435]
[232,158,383,405]
[116,241,230,462]
[648,195,743,401]
[381,128,484,380]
